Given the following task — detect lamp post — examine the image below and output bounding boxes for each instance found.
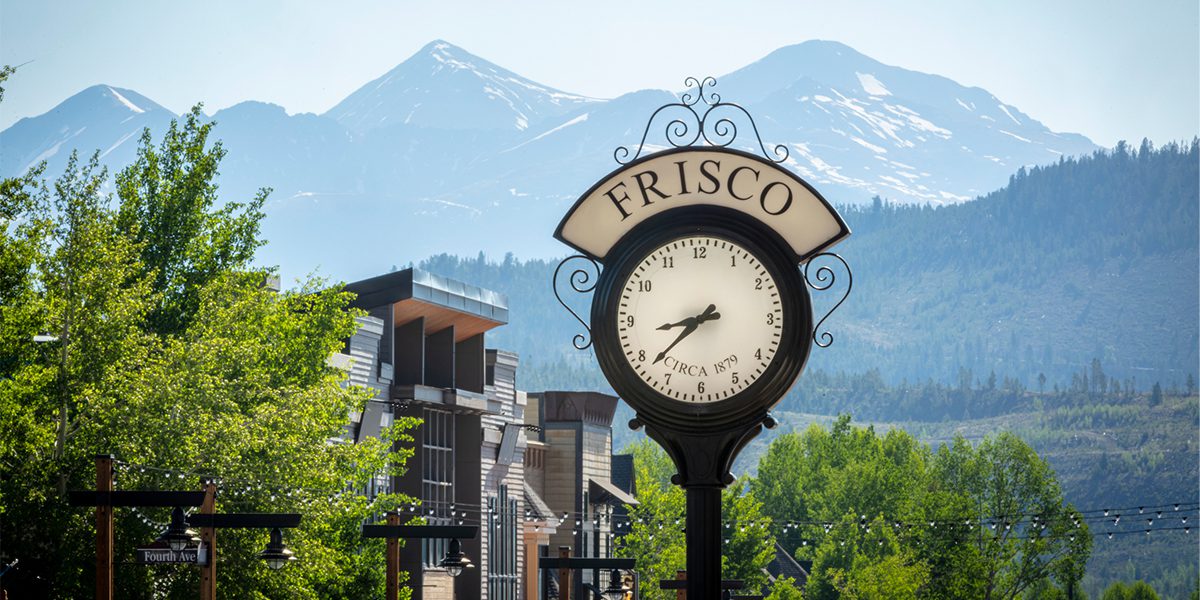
[360,515,478,600]
[184,512,303,575]
[68,455,206,600]
[162,507,199,551]
[69,456,301,600]
[258,528,296,570]
[437,538,473,577]
[538,552,637,600]
[601,568,632,600]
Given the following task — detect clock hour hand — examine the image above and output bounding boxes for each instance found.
[652,304,720,364]
[656,304,720,331]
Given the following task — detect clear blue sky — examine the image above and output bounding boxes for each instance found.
[1,0,1196,147]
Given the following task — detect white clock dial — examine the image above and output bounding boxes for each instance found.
[615,235,783,403]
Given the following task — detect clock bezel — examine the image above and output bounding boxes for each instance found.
[591,205,813,431]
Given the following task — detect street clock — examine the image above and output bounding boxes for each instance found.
[593,205,812,427]
[552,78,851,600]
[555,146,848,470]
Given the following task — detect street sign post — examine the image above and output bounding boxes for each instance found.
[135,546,208,566]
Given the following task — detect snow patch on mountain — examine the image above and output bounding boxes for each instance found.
[107,87,145,113]
[506,113,590,151]
[856,72,891,96]
[101,130,137,158]
[999,130,1032,143]
[998,104,1022,125]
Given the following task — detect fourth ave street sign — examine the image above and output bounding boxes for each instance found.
[136,546,208,565]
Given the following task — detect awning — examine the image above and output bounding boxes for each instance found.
[523,481,556,521]
[589,478,638,506]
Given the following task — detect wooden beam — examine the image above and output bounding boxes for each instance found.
[386,512,399,600]
[94,455,113,600]
[199,481,216,600]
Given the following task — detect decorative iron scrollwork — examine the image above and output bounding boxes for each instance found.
[614,76,789,165]
[802,253,852,348]
[552,255,601,350]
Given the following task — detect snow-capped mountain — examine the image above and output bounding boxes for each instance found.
[0,85,173,177]
[325,40,597,134]
[0,40,1100,279]
[715,41,1093,202]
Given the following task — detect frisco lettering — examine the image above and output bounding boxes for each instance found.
[603,158,795,221]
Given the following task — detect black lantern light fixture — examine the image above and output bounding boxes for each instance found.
[258,527,296,570]
[602,568,631,600]
[163,506,199,552]
[438,538,473,577]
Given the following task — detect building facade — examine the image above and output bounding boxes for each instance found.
[334,268,635,600]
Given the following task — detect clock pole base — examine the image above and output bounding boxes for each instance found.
[686,485,722,600]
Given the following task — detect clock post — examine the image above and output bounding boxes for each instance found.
[552,77,852,600]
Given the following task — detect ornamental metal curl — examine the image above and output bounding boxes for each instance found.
[552,255,601,350]
[614,76,789,165]
[802,253,853,348]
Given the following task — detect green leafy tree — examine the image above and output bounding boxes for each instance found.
[0,106,416,598]
[114,105,267,336]
[925,433,1092,600]
[0,64,14,103]
[751,415,929,558]
[616,439,686,600]
[749,418,1088,600]
[722,479,776,593]
[616,439,777,599]
[765,576,804,600]
[806,514,928,600]
[1101,580,1160,600]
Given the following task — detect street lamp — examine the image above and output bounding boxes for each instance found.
[163,506,199,552]
[438,538,473,577]
[258,527,296,570]
[602,568,631,600]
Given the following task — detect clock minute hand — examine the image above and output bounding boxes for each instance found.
[652,304,720,364]
[653,321,698,364]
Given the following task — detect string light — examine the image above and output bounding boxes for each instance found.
[109,460,1198,544]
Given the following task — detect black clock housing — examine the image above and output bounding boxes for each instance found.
[591,205,813,435]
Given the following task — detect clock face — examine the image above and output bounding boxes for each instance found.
[615,235,783,403]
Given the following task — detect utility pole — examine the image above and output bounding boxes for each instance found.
[557,547,571,600]
[199,481,216,600]
[94,455,113,600]
[385,512,400,600]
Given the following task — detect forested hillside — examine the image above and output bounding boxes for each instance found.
[416,141,1200,597]
[420,139,1198,393]
[739,386,1198,599]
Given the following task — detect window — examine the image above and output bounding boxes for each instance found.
[487,485,518,599]
[421,408,454,568]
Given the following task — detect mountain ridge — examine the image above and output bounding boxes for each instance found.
[0,39,1103,279]
[324,39,598,134]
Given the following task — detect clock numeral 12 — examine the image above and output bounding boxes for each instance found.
[693,247,707,259]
